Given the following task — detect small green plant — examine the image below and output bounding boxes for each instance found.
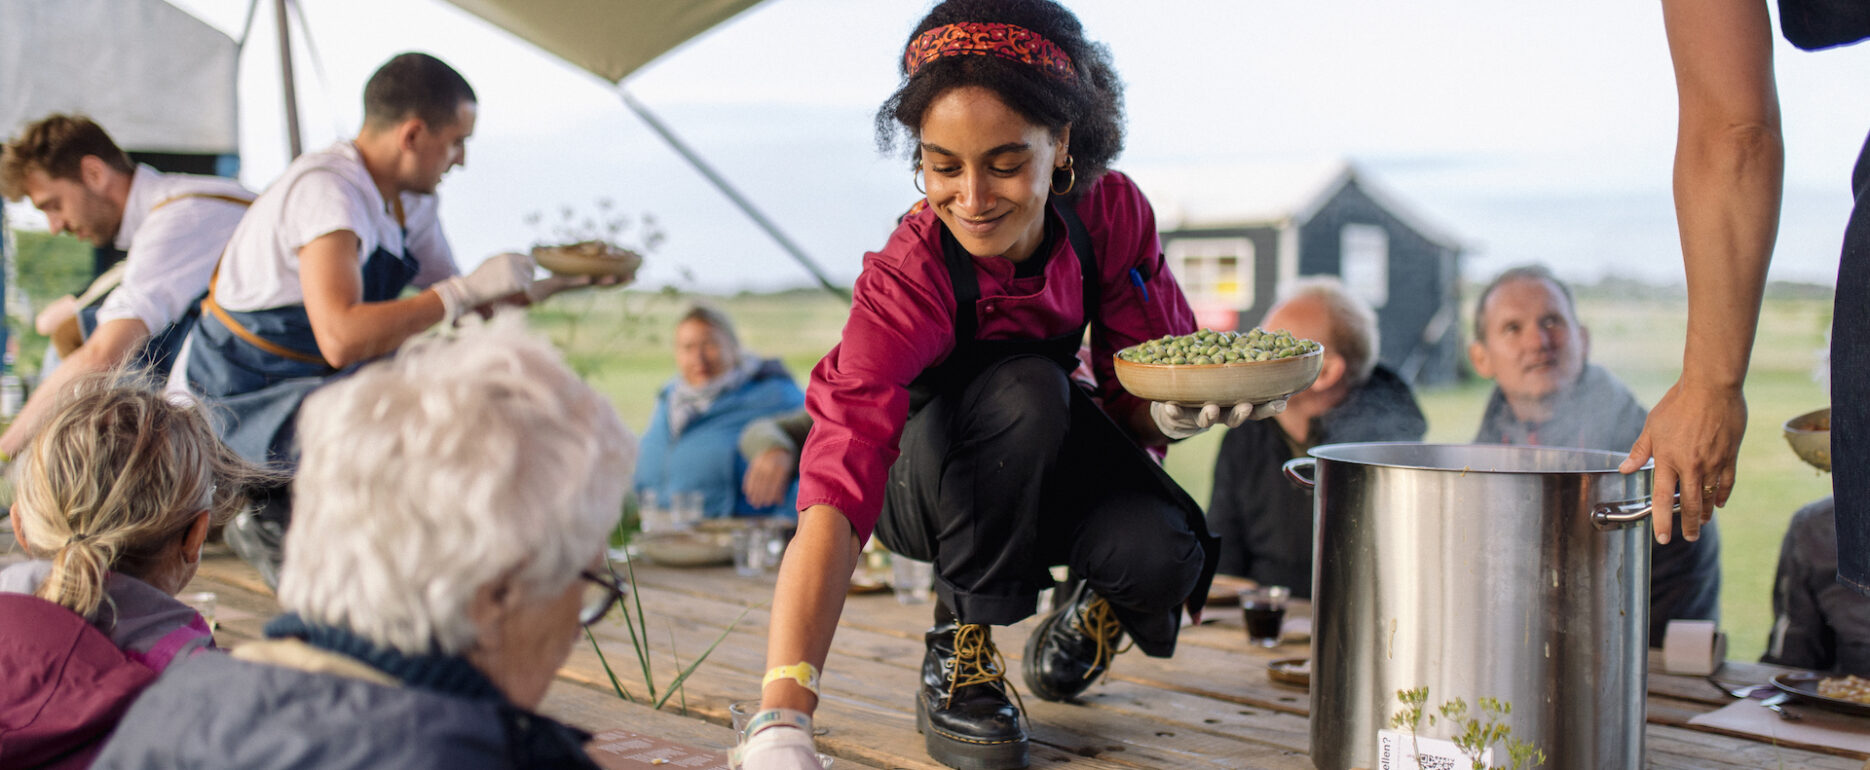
[1390,687,1546,770]
[585,518,754,712]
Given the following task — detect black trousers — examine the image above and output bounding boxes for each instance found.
[874,355,1208,656]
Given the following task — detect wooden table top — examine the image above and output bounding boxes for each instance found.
[37,544,1870,770]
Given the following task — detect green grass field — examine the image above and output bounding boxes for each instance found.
[530,287,1834,662]
[3,226,1834,662]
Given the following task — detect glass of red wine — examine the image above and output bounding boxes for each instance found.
[1240,585,1291,648]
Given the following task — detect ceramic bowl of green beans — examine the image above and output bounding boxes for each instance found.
[1113,328,1324,407]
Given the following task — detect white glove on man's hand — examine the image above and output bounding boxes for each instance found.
[1150,399,1287,440]
[523,274,591,303]
[730,711,820,770]
[432,252,535,323]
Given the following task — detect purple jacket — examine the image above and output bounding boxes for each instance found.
[0,594,158,769]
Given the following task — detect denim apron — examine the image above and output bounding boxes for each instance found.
[187,238,420,469]
[883,199,1220,640]
[78,298,201,374]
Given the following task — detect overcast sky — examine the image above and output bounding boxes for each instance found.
[122,1,1870,291]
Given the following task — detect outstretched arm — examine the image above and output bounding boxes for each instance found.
[300,231,449,368]
[0,318,149,457]
[761,503,861,716]
[1623,0,1782,544]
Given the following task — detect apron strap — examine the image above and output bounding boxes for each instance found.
[199,262,330,366]
[149,192,255,213]
[939,228,983,346]
[938,199,1099,348]
[1053,197,1099,329]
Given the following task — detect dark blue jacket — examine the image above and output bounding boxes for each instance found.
[92,647,595,769]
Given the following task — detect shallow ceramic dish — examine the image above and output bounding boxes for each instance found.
[1772,671,1870,717]
[1113,347,1323,407]
[531,240,643,279]
[1784,407,1831,473]
[1267,658,1310,689]
[636,530,732,567]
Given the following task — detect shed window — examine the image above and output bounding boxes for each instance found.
[1340,224,1389,308]
[1165,237,1254,309]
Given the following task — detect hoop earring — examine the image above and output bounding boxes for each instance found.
[913,163,927,195]
[1051,154,1076,196]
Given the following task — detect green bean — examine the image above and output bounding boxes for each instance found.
[1117,327,1319,366]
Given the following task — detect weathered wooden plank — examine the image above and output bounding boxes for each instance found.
[1646,723,1865,768]
[180,554,1866,769]
[568,618,1313,769]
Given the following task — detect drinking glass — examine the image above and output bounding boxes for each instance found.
[891,556,933,605]
[1240,585,1290,647]
[733,524,772,577]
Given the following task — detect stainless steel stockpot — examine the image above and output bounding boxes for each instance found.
[1283,443,1660,770]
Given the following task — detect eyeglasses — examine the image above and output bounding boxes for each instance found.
[578,568,630,627]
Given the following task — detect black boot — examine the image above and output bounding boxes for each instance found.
[1022,579,1129,702]
[916,622,1028,770]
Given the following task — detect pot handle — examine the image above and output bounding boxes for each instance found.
[1591,493,1684,531]
[1282,457,1317,490]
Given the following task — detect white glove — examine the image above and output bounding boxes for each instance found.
[730,710,820,770]
[432,252,535,323]
[523,273,593,303]
[1150,400,1286,440]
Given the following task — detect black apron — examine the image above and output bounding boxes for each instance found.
[902,199,1220,622]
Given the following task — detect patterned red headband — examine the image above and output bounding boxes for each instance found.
[904,22,1077,83]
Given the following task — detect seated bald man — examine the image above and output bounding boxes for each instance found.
[1207,277,1427,598]
[1469,264,1720,646]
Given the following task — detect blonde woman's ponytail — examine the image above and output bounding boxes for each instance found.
[11,367,280,622]
[37,532,117,621]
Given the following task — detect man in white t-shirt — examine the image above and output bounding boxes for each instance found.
[180,53,601,587]
[0,114,254,457]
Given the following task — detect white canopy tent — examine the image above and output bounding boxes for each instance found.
[0,0,240,157]
[440,0,764,85]
[429,0,847,296]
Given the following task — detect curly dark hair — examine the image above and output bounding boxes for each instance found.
[875,0,1125,195]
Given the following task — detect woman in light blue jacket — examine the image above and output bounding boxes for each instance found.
[634,304,804,518]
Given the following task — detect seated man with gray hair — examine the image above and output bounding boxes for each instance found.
[1469,264,1719,646]
[94,316,635,769]
[1208,277,1427,598]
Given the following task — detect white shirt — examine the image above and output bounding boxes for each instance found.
[210,140,457,312]
[94,165,253,331]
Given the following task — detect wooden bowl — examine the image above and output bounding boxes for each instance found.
[1266,658,1311,689]
[1784,407,1831,472]
[1113,347,1323,407]
[636,530,732,567]
[531,241,642,279]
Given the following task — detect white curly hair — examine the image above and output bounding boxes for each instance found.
[277,313,635,655]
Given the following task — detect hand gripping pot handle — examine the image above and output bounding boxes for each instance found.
[1591,492,1684,531]
[1282,457,1317,490]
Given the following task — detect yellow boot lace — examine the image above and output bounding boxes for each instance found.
[1077,594,1134,680]
[946,624,1027,720]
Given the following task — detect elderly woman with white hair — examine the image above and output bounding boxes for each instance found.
[93,318,636,770]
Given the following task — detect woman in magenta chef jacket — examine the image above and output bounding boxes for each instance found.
[732,3,1282,769]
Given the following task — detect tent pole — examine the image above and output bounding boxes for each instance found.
[618,89,848,300]
[275,0,302,159]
